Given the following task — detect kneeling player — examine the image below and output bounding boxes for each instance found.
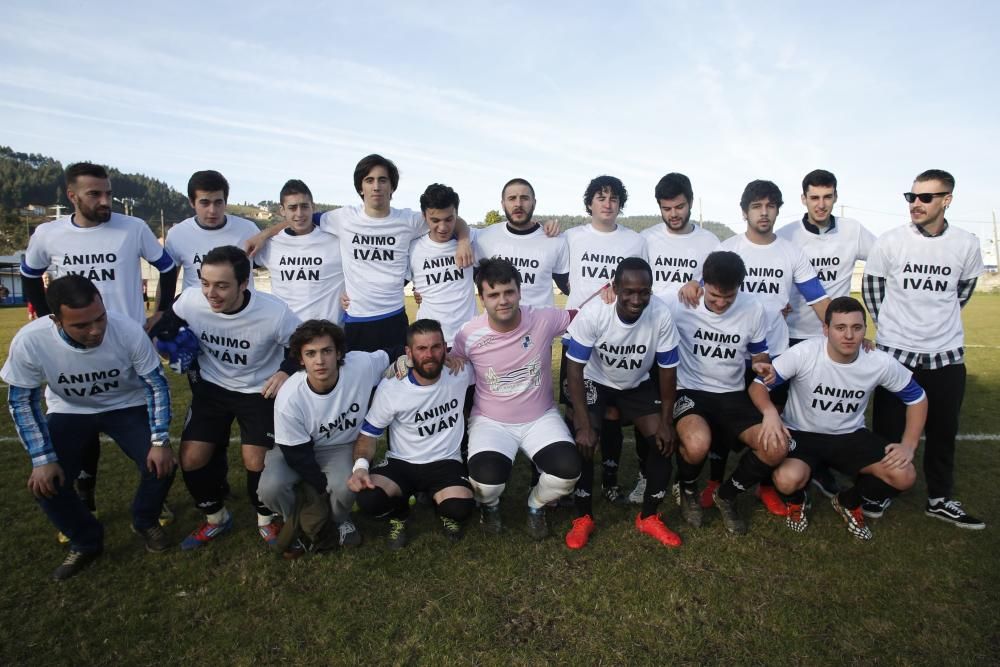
[564,258,681,548]
[452,259,581,539]
[752,297,925,540]
[671,251,790,535]
[259,319,389,550]
[349,320,475,548]
[2,276,175,579]
[152,246,301,549]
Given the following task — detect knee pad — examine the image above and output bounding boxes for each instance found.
[437,497,474,522]
[467,451,512,485]
[529,472,578,508]
[470,479,506,507]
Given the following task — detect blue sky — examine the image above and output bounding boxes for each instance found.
[1,1,997,247]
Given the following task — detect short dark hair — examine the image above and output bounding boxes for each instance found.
[187,170,230,202]
[915,169,955,192]
[353,154,400,197]
[802,169,837,194]
[46,274,102,317]
[476,258,521,296]
[501,178,535,199]
[65,162,108,187]
[824,296,866,326]
[654,173,693,204]
[406,318,445,347]
[740,180,783,213]
[289,319,346,367]
[201,245,251,285]
[612,257,653,287]
[584,175,628,214]
[280,179,313,204]
[702,251,746,292]
[420,183,460,214]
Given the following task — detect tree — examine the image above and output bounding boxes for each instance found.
[483,209,503,226]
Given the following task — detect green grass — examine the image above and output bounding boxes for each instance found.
[2,297,999,665]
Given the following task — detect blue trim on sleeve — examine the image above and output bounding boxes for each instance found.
[20,260,46,277]
[360,419,384,438]
[765,370,788,390]
[893,378,925,405]
[795,276,827,303]
[748,340,768,354]
[151,252,175,272]
[656,347,679,368]
[566,339,593,363]
[312,211,323,225]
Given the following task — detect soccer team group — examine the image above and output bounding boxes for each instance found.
[3,155,986,581]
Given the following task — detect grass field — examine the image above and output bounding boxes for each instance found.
[1,297,999,666]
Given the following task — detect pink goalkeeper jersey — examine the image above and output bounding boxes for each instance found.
[452,306,570,423]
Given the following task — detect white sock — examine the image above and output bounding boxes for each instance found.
[928,497,945,506]
[206,507,230,525]
[257,513,277,527]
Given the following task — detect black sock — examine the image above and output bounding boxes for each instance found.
[845,475,901,509]
[708,447,729,483]
[246,470,271,516]
[436,497,474,522]
[574,450,595,518]
[676,453,704,487]
[719,451,771,501]
[599,419,623,488]
[780,488,806,504]
[357,487,409,519]
[183,465,225,515]
[641,436,672,518]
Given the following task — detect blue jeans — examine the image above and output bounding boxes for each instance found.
[39,405,174,553]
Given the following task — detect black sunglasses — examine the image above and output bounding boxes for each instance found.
[903,192,950,204]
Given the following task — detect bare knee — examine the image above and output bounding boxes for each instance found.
[773,460,809,494]
[180,441,213,470]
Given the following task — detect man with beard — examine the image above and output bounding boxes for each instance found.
[864,169,986,528]
[20,162,178,538]
[473,178,570,307]
[349,319,475,549]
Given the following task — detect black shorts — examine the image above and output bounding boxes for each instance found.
[182,380,275,448]
[558,343,571,406]
[582,378,660,429]
[672,389,762,448]
[345,309,408,356]
[370,457,471,498]
[787,428,888,476]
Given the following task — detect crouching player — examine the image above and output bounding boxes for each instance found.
[671,251,789,535]
[259,320,389,550]
[348,319,476,549]
[564,258,682,549]
[151,246,302,550]
[2,275,175,579]
[752,297,926,540]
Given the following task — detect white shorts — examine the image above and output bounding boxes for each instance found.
[467,407,572,462]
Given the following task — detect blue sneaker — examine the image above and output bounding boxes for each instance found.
[180,514,234,551]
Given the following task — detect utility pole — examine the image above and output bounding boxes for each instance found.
[993,209,998,270]
[698,197,703,227]
[160,209,165,242]
[840,204,845,218]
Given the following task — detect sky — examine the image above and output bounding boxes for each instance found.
[1,1,998,251]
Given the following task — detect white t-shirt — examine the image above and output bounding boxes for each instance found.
[719,233,825,316]
[641,224,720,301]
[566,297,679,390]
[164,215,261,290]
[864,224,985,354]
[670,293,769,392]
[256,227,345,324]
[768,337,923,434]
[21,213,173,324]
[273,350,388,448]
[319,205,426,319]
[777,216,876,339]
[407,235,477,347]
[563,224,648,310]
[1,311,161,414]
[473,224,570,308]
[172,288,301,393]
[361,366,475,464]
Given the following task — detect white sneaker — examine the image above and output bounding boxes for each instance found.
[628,473,647,504]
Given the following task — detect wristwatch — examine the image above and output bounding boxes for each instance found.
[151,436,171,448]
